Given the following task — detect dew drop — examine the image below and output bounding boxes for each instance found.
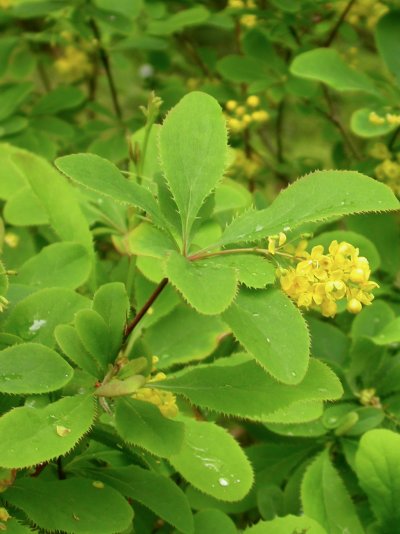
[218,477,229,487]
[29,319,47,333]
[291,371,297,377]
[255,225,264,232]
[283,226,291,232]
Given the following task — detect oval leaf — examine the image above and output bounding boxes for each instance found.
[0,394,95,468]
[223,288,310,384]
[0,342,72,394]
[169,417,253,502]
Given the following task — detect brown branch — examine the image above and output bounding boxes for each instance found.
[324,0,357,47]
[89,19,122,121]
[124,277,168,338]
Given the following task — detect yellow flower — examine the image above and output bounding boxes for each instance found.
[55,45,92,82]
[368,111,385,125]
[226,100,237,111]
[386,113,400,126]
[246,95,260,108]
[369,143,391,161]
[251,110,269,122]
[132,371,178,418]
[240,14,257,27]
[277,239,378,318]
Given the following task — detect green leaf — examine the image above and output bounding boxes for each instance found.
[55,324,100,377]
[290,48,377,94]
[351,108,397,138]
[355,429,400,531]
[165,252,237,315]
[115,398,184,458]
[346,213,400,276]
[219,170,399,247]
[159,91,228,243]
[0,144,27,200]
[301,450,364,534]
[31,86,85,115]
[0,394,95,468]
[4,187,48,226]
[55,153,165,227]
[169,417,253,502]
[0,342,72,394]
[351,300,395,339]
[5,288,90,348]
[5,478,133,534]
[95,375,145,397]
[148,6,209,35]
[84,466,194,534]
[217,55,270,83]
[92,282,129,356]
[75,309,111,371]
[207,254,276,289]
[214,178,252,214]
[194,509,237,534]
[375,10,400,86]
[142,305,228,369]
[0,518,33,533]
[126,222,177,258]
[156,356,342,421]
[308,318,349,366]
[243,515,326,533]
[8,146,93,256]
[0,83,33,121]
[371,317,400,346]
[17,242,91,289]
[223,288,310,385]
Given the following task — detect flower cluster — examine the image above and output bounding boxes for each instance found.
[368,111,400,126]
[54,45,93,82]
[226,95,269,133]
[228,0,258,28]
[231,149,262,180]
[277,238,378,318]
[333,0,388,30]
[132,368,178,418]
[370,143,400,196]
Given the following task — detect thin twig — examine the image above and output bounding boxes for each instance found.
[324,0,357,47]
[124,277,168,338]
[320,86,362,160]
[388,126,400,150]
[276,99,285,163]
[89,19,122,121]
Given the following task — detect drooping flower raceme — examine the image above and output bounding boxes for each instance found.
[276,239,378,318]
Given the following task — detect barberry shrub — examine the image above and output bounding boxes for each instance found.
[0,90,399,533]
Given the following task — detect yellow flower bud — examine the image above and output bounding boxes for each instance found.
[235,105,246,117]
[246,95,260,108]
[242,113,252,125]
[278,232,287,246]
[321,299,337,318]
[228,118,242,132]
[226,100,237,111]
[251,110,269,122]
[347,298,362,314]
